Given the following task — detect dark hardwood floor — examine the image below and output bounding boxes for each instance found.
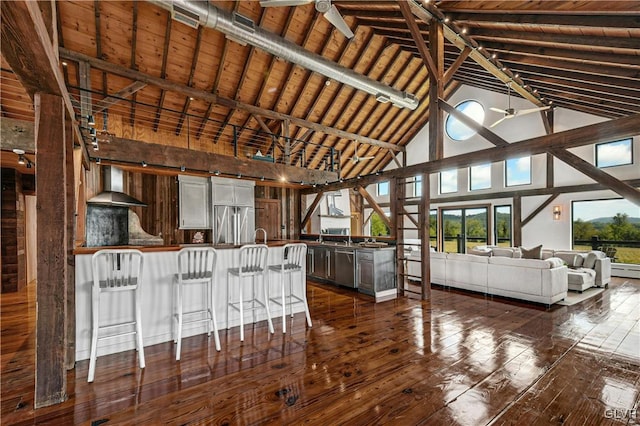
[2,277,639,425]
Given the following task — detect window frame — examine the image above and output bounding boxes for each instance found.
[505,156,532,187]
[440,169,458,194]
[469,163,492,191]
[377,181,389,196]
[595,138,633,168]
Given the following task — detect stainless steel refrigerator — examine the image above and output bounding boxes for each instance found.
[213,205,255,245]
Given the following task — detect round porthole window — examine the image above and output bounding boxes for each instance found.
[445,100,485,141]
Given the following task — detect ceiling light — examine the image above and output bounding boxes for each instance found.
[280,176,286,182]
[180,166,186,172]
[461,28,467,34]
[141,161,147,167]
[444,17,450,23]
[477,45,483,50]
[61,61,68,67]
[215,170,220,176]
[17,154,25,165]
[501,66,507,71]
[237,173,242,178]
[87,115,95,126]
[491,53,497,59]
[514,73,519,79]
[96,158,101,164]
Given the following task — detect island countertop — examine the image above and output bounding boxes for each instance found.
[73,240,296,255]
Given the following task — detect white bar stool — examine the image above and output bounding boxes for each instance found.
[268,243,312,333]
[173,247,220,361]
[89,249,145,383]
[226,244,274,341]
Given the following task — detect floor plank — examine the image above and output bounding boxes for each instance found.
[1,278,639,425]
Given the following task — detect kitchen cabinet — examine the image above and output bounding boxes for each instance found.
[307,245,334,281]
[356,248,396,298]
[178,175,210,229]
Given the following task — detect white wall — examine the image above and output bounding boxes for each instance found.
[364,84,640,249]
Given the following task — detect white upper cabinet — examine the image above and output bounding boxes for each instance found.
[178,175,211,229]
[211,177,255,206]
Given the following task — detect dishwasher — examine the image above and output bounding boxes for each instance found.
[333,248,356,288]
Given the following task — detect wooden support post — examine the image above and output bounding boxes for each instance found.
[35,93,68,407]
[394,177,405,296]
[428,20,444,161]
[513,195,522,247]
[65,117,76,370]
[420,173,431,300]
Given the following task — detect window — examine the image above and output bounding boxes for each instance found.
[414,175,422,197]
[445,100,485,141]
[494,205,512,247]
[596,138,632,168]
[377,181,389,196]
[440,169,458,194]
[572,198,640,265]
[505,156,531,187]
[469,163,491,191]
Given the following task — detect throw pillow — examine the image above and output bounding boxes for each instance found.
[520,244,543,259]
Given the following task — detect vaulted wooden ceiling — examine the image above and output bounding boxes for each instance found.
[1,1,639,180]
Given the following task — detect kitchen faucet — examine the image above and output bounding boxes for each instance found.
[254,228,267,244]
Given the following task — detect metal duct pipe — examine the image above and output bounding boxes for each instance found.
[151,0,419,110]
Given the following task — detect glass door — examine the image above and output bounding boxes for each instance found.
[441,207,489,253]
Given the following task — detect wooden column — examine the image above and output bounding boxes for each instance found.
[65,118,76,370]
[35,93,68,407]
[394,177,405,297]
[428,19,444,161]
[513,195,522,247]
[420,173,431,300]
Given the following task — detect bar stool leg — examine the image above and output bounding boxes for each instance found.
[281,271,287,333]
[263,273,275,334]
[88,288,100,383]
[175,280,183,361]
[135,290,145,368]
[301,269,312,327]
[239,275,245,342]
[211,285,221,351]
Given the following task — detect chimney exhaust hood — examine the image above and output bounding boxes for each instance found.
[87,166,147,207]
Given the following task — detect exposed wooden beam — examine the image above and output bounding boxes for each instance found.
[91,136,338,185]
[304,113,640,193]
[439,99,509,147]
[419,172,431,300]
[0,117,36,151]
[521,194,560,227]
[443,47,471,85]
[448,12,640,29]
[397,0,438,78]
[59,48,403,152]
[94,81,147,113]
[1,0,88,166]
[301,192,325,229]
[357,186,392,229]
[551,148,640,206]
[152,12,172,132]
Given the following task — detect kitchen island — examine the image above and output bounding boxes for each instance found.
[74,243,304,361]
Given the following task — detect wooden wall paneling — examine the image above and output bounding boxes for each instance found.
[34,93,67,407]
[1,169,25,293]
[255,198,281,241]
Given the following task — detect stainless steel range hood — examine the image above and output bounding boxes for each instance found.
[87,166,147,207]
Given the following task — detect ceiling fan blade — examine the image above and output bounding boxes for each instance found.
[515,105,551,116]
[489,107,507,114]
[490,116,509,128]
[260,0,312,7]
[323,5,354,39]
[360,156,375,161]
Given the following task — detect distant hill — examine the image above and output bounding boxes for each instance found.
[588,216,640,224]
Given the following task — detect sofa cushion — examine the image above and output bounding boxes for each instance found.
[521,244,543,259]
[541,249,555,260]
[567,268,596,285]
[447,252,490,264]
[545,257,565,268]
[584,250,605,269]
[469,247,493,256]
[489,256,551,269]
[554,252,577,267]
[492,247,516,258]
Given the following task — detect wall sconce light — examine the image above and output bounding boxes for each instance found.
[141,161,147,168]
[553,205,561,220]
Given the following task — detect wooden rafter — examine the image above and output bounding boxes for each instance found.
[301,192,325,229]
[152,11,172,132]
[521,194,560,227]
[94,81,147,113]
[357,186,392,229]
[175,26,204,136]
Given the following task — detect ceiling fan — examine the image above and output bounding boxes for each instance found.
[489,82,550,128]
[259,0,354,39]
[350,141,375,164]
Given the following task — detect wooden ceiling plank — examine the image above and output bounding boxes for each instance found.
[175,26,205,136]
[550,148,640,206]
[302,29,379,170]
[152,12,172,132]
[129,1,139,127]
[470,28,640,50]
[59,48,401,151]
[447,12,640,29]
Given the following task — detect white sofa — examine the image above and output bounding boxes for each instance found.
[405,248,569,306]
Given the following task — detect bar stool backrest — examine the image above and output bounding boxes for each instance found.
[178,247,217,281]
[238,244,269,276]
[92,249,144,291]
[282,243,306,271]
